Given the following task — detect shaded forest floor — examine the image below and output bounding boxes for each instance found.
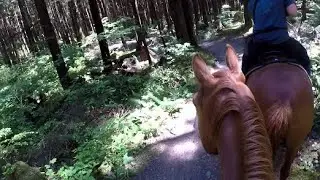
[1,17,320,180]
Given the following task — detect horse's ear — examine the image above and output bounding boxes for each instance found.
[192,54,212,84]
[225,44,240,73]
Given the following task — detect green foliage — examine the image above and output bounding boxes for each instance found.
[101,17,137,42]
[310,1,320,26]
[61,44,88,79]
[291,167,320,180]
[312,9,320,26]
[311,57,320,131]
[0,55,62,130]
[218,5,243,29]
[0,128,36,174]
[297,55,320,174]
[0,54,66,178]
[44,108,162,179]
[40,40,203,179]
[0,14,212,179]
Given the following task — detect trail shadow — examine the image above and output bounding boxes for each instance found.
[131,102,220,180]
[200,35,245,66]
[132,131,220,180]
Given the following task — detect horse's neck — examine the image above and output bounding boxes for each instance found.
[218,111,245,180]
[218,101,274,180]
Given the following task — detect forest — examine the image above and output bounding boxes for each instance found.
[0,0,320,179]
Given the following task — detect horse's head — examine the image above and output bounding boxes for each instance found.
[192,44,247,154]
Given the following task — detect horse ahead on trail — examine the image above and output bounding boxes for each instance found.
[244,41,314,179]
[192,45,274,179]
[192,44,314,180]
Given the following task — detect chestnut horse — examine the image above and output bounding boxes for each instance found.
[229,44,314,179]
[192,45,274,179]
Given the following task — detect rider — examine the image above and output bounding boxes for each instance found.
[242,0,311,76]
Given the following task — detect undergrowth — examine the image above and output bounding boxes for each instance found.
[42,42,214,180]
[0,21,214,179]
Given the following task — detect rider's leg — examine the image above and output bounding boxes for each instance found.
[279,37,311,75]
[242,36,258,75]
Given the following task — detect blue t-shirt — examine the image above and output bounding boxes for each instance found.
[248,0,295,44]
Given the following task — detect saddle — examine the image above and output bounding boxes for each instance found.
[245,42,305,78]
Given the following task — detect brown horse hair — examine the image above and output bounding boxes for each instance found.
[266,101,291,148]
[207,70,274,179]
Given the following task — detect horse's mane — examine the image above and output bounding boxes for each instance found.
[207,70,274,179]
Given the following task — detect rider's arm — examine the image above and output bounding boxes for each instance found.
[285,0,298,16]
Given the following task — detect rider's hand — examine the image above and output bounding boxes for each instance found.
[286,3,298,16]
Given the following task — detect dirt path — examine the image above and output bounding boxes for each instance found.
[132,36,245,180]
[202,35,245,66]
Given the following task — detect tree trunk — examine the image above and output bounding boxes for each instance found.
[98,0,108,17]
[2,17,18,64]
[131,0,142,25]
[301,0,307,22]
[108,0,118,19]
[163,0,173,30]
[33,0,71,89]
[56,1,72,44]
[17,0,38,53]
[212,0,219,21]
[229,0,235,10]
[169,0,187,39]
[68,0,82,42]
[199,0,209,27]
[169,0,197,45]
[0,34,12,67]
[181,0,197,46]
[193,0,200,30]
[148,0,158,24]
[243,0,252,30]
[130,0,152,65]
[76,0,92,36]
[88,0,112,72]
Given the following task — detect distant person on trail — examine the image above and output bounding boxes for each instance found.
[241,0,311,76]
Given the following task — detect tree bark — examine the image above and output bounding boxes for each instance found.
[17,0,37,53]
[131,0,142,25]
[0,33,12,67]
[56,1,72,44]
[243,0,252,29]
[229,0,235,10]
[301,0,307,22]
[68,0,82,42]
[193,0,200,30]
[98,0,108,17]
[148,0,158,24]
[181,0,197,46]
[163,0,172,30]
[169,0,197,45]
[88,0,112,72]
[130,0,152,65]
[2,17,18,64]
[199,0,209,27]
[212,0,219,20]
[76,0,92,36]
[33,0,71,89]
